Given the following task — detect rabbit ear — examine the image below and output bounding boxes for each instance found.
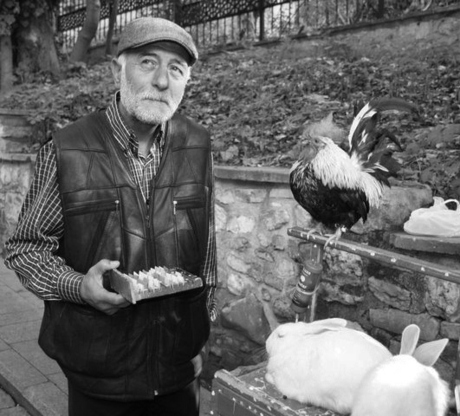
[399,324,420,355]
[304,318,348,335]
[276,323,300,338]
[413,338,448,366]
[310,318,348,329]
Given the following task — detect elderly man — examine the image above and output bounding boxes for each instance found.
[4,17,217,416]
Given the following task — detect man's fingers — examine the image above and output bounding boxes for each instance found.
[104,291,130,307]
[81,259,127,314]
[85,289,129,315]
[90,259,120,276]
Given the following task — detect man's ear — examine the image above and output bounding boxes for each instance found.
[111,57,122,86]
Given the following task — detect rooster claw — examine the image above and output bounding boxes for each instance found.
[306,228,324,239]
[324,227,344,247]
[306,223,330,239]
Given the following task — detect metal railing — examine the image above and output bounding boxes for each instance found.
[57,0,460,52]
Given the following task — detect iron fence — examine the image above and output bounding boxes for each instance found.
[57,0,460,52]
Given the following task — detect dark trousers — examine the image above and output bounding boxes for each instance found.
[68,379,200,416]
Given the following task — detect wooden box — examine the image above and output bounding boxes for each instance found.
[211,364,338,416]
[108,268,202,304]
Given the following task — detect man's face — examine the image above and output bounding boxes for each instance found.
[113,44,190,125]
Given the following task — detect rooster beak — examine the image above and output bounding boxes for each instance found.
[307,136,327,150]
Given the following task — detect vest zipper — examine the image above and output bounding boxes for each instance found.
[144,191,154,265]
[147,186,159,397]
[173,195,205,210]
[145,205,150,228]
[172,199,180,265]
[66,199,120,215]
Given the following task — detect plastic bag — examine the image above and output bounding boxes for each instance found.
[403,197,460,238]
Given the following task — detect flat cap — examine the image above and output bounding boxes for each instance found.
[117,17,198,65]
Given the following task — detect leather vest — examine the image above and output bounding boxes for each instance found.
[38,110,212,400]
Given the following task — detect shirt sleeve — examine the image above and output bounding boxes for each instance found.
[201,155,218,322]
[3,141,85,304]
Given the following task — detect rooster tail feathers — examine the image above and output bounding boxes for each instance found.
[347,102,378,154]
[362,130,403,176]
[348,98,418,180]
[348,98,418,152]
[368,97,419,115]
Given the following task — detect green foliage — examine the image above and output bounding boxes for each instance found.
[181,40,459,198]
[0,39,458,198]
[0,0,19,35]
[0,61,116,141]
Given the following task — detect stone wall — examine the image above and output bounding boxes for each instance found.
[0,110,38,253]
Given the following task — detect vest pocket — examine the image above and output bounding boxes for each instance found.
[173,196,206,271]
[64,199,122,272]
[89,209,122,268]
[157,287,210,365]
[173,195,205,212]
[66,199,120,215]
[39,301,144,378]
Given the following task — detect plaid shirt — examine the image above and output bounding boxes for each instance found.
[4,94,217,320]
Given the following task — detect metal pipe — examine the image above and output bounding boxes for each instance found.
[291,243,324,322]
[288,227,460,284]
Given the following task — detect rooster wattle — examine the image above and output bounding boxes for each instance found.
[290,98,418,245]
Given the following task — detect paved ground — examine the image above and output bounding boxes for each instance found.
[0,259,214,416]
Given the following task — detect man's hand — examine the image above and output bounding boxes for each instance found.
[191,345,208,378]
[191,353,203,378]
[80,259,130,315]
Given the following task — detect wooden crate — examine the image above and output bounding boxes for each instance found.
[108,268,203,304]
[211,365,338,416]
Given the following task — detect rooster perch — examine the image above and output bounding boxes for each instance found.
[290,98,418,246]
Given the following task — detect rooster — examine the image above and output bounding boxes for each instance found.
[290,98,418,245]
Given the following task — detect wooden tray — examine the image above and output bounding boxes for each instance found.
[212,364,338,416]
[108,268,203,304]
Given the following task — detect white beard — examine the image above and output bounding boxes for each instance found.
[119,69,184,125]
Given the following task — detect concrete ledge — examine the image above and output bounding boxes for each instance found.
[390,232,460,255]
[215,165,289,184]
[0,153,36,163]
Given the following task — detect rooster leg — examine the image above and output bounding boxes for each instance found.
[324,227,345,247]
[306,223,328,239]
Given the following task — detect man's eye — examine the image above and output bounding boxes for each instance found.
[140,59,156,69]
[170,65,184,76]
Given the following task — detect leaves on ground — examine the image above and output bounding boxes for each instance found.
[1,38,459,198]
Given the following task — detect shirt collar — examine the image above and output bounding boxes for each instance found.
[106,91,166,156]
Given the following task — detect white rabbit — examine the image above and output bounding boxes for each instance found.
[265,318,392,414]
[352,324,450,416]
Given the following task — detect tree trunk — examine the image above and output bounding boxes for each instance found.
[14,0,61,82]
[105,0,119,56]
[173,0,183,25]
[70,0,101,63]
[0,34,14,94]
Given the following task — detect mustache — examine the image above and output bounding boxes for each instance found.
[138,93,171,106]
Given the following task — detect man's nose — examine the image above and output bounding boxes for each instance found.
[152,66,169,90]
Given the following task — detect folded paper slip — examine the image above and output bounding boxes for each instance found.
[109,267,203,304]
